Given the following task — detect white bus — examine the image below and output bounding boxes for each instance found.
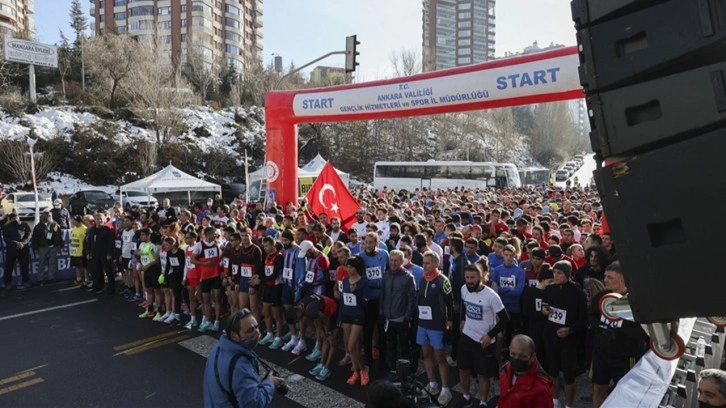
[519,167,551,186]
[373,161,522,191]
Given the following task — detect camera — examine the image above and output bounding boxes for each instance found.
[394,359,442,408]
[258,358,288,396]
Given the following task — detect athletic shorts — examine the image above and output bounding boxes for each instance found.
[416,327,445,350]
[262,285,283,306]
[457,335,498,378]
[71,256,87,268]
[165,273,182,292]
[544,336,577,384]
[282,285,298,306]
[143,267,161,289]
[591,347,635,386]
[238,277,250,293]
[200,276,223,293]
[340,314,365,326]
[122,257,131,271]
[186,277,200,288]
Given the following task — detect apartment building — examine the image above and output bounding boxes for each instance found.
[89,0,262,72]
[0,0,34,37]
[422,0,495,72]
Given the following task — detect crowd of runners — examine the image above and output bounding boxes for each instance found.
[10,184,642,408]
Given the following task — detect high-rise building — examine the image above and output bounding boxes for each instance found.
[89,0,262,73]
[0,0,35,37]
[422,0,495,72]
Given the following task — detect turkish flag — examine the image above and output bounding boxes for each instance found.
[306,162,359,230]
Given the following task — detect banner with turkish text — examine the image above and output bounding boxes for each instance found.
[305,162,359,229]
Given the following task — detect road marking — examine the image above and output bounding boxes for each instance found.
[113,331,187,352]
[18,364,48,374]
[56,286,83,292]
[0,378,45,395]
[179,335,364,408]
[0,371,36,386]
[114,334,189,357]
[0,299,98,321]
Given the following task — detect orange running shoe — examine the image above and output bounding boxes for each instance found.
[360,366,370,386]
[346,372,359,385]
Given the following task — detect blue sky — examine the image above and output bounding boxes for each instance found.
[34,0,576,81]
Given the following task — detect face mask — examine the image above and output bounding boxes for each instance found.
[509,357,531,373]
[239,330,259,350]
[700,401,726,408]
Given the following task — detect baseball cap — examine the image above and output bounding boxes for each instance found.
[298,240,314,258]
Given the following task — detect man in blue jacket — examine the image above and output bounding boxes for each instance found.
[204,308,285,408]
[491,244,526,349]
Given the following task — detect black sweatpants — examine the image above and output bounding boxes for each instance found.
[91,256,114,292]
[3,247,30,286]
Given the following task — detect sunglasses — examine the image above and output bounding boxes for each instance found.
[226,308,253,334]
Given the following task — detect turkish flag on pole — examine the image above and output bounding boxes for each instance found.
[306,162,359,230]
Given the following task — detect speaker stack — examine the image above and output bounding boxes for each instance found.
[572,0,726,323]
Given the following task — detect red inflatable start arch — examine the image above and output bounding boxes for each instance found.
[264,46,584,207]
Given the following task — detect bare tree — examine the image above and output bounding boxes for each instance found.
[529,101,579,167]
[0,140,58,185]
[182,43,219,101]
[124,41,197,148]
[0,35,22,92]
[84,34,140,108]
[136,140,157,176]
[389,48,422,77]
[57,30,73,101]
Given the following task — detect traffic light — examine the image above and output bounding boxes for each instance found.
[345,35,360,73]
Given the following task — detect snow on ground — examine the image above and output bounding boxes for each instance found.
[24,108,99,139]
[38,172,115,196]
[0,109,30,140]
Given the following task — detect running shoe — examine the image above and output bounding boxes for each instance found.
[281,337,298,352]
[438,388,453,406]
[305,348,322,361]
[158,312,171,322]
[360,366,370,386]
[315,366,331,381]
[211,320,220,331]
[259,332,275,345]
[164,314,178,324]
[282,332,292,342]
[269,337,283,350]
[291,339,307,356]
[346,372,359,385]
[198,320,212,333]
[308,363,323,376]
[138,310,150,318]
[425,383,441,396]
[152,312,163,322]
[184,318,197,330]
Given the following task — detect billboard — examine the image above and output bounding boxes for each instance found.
[3,37,58,68]
[1,230,75,286]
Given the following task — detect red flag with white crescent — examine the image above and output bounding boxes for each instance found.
[305,162,359,230]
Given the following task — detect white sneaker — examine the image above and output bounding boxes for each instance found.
[425,382,440,396]
[291,339,307,356]
[281,337,298,352]
[437,388,452,406]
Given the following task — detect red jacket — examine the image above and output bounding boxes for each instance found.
[498,357,553,408]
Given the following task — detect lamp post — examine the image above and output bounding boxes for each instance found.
[26,137,39,226]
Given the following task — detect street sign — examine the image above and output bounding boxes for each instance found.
[3,37,58,68]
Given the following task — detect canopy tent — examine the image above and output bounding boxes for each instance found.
[248,154,350,186]
[120,164,221,205]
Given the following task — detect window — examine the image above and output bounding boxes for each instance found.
[457,2,471,10]
[225,44,240,54]
[181,33,187,42]
[181,19,187,27]
[225,4,240,16]
[99,14,105,22]
[129,19,154,31]
[458,12,471,19]
[116,25,127,34]
[113,0,125,6]
[225,31,241,42]
[159,20,172,29]
[130,6,154,17]
[162,35,171,44]
[225,18,240,29]
[192,1,212,15]
[458,29,471,37]
[114,12,126,20]
[457,48,470,55]
[181,4,186,12]
[457,56,471,64]
[458,38,471,46]
[99,1,104,8]
[158,6,170,16]
[458,20,471,28]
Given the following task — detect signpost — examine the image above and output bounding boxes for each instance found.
[2,37,58,103]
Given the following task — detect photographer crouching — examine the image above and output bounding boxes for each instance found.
[203,308,286,408]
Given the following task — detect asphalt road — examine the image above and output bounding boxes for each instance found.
[0,281,594,408]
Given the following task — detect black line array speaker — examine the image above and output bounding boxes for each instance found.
[573,0,726,323]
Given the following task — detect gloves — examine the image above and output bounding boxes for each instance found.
[158,274,165,285]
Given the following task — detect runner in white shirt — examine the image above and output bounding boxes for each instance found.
[458,263,510,406]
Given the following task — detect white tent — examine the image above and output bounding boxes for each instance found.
[248,154,350,186]
[121,164,221,204]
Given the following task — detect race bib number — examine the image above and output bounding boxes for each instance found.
[47,232,53,240]
[240,266,252,278]
[123,234,132,242]
[115,240,122,249]
[185,256,191,266]
[528,279,538,287]
[535,298,542,312]
[337,280,343,293]
[366,266,382,280]
[305,271,315,283]
[548,307,567,325]
[70,247,79,256]
[444,246,450,255]
[231,265,239,276]
[265,265,274,277]
[221,258,229,268]
[500,276,515,289]
[169,257,180,267]
[600,314,623,329]
[343,293,357,307]
[140,256,150,266]
[418,305,432,320]
[283,267,293,280]
[203,248,218,258]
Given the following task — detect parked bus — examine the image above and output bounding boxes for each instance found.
[519,167,551,186]
[373,161,522,191]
